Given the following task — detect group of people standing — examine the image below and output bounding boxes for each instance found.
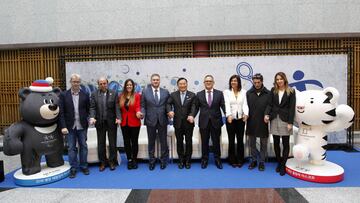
[58,71,295,179]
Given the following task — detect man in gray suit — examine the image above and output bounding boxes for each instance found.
[89,77,121,171]
[140,73,170,170]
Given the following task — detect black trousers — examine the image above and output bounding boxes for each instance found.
[175,121,194,162]
[121,126,140,161]
[96,120,118,165]
[200,121,221,161]
[226,119,245,164]
[273,135,290,165]
[147,122,169,164]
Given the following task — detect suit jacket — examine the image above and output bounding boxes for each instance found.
[196,89,226,129]
[59,89,90,130]
[119,93,141,127]
[90,89,121,124]
[266,87,296,124]
[166,90,197,129]
[141,85,170,127]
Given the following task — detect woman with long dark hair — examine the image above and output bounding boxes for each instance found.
[119,79,142,169]
[267,72,296,176]
[223,74,249,167]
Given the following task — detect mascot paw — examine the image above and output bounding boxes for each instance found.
[293,145,309,161]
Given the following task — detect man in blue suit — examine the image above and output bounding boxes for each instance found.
[140,73,170,170]
[59,73,90,178]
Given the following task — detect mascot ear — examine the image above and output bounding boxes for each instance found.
[19,88,31,101]
[52,87,61,96]
[323,87,339,105]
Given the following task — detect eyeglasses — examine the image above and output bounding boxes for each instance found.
[204,80,213,83]
[71,81,80,84]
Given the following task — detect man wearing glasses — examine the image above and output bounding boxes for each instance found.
[246,73,271,171]
[195,75,226,169]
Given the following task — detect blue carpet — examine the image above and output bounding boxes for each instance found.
[1,151,359,189]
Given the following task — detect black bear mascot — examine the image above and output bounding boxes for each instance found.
[4,78,64,175]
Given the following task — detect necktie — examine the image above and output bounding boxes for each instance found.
[207,90,212,107]
[154,89,159,104]
[181,92,185,105]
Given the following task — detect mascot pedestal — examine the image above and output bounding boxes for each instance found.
[13,162,70,186]
[288,87,354,183]
[4,78,70,186]
[286,158,344,183]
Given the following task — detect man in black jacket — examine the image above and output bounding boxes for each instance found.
[167,77,197,169]
[246,73,271,171]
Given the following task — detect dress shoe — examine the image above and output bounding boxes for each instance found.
[69,170,76,179]
[248,161,257,170]
[160,162,167,170]
[258,162,265,171]
[215,159,223,169]
[201,160,208,169]
[178,162,184,169]
[237,162,244,168]
[185,161,191,169]
[99,164,106,172]
[81,168,90,175]
[127,161,133,170]
[149,163,155,171]
[109,163,116,171]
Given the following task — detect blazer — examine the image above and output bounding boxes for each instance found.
[119,93,141,127]
[196,89,226,129]
[141,85,170,127]
[166,90,197,129]
[90,89,121,122]
[266,87,296,124]
[223,88,249,119]
[59,89,90,130]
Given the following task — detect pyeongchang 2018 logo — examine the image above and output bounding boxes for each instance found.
[236,62,323,91]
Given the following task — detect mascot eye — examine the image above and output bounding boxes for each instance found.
[43,99,49,104]
[49,99,54,104]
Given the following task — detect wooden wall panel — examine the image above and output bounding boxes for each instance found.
[0,39,359,133]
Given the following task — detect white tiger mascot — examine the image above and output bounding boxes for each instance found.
[293,87,354,165]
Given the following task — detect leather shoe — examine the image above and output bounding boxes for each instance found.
[178,162,184,169]
[185,161,191,169]
[237,162,244,168]
[258,162,265,171]
[201,159,208,169]
[99,164,106,172]
[160,162,167,170]
[81,168,90,175]
[109,163,116,171]
[248,161,257,170]
[69,170,76,179]
[149,163,155,171]
[215,159,223,169]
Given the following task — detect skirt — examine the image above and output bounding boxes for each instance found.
[270,115,293,136]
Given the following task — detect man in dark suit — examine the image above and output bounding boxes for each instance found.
[89,77,121,171]
[140,73,170,170]
[196,75,226,169]
[59,73,90,179]
[166,77,197,169]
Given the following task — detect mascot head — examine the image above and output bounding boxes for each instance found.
[19,77,61,126]
[295,87,339,126]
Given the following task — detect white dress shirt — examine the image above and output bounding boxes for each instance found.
[223,88,249,119]
[151,86,160,101]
